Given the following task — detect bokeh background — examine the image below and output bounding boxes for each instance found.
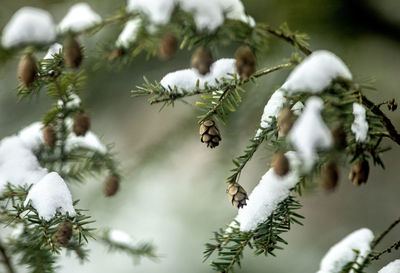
[1,0,400,272]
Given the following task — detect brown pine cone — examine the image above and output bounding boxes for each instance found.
[349,159,369,186]
[53,221,73,247]
[271,153,290,176]
[332,125,347,150]
[43,125,57,147]
[320,161,339,191]
[104,175,120,197]
[158,32,178,60]
[235,46,256,80]
[73,113,90,136]
[200,119,221,148]
[227,183,248,208]
[109,48,125,61]
[17,54,38,88]
[63,37,83,68]
[277,107,295,136]
[191,46,213,75]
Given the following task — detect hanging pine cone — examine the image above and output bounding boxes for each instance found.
[349,159,370,186]
[158,32,178,60]
[271,152,290,176]
[332,125,347,150]
[73,113,90,136]
[43,125,57,148]
[227,182,248,208]
[235,45,256,80]
[104,175,120,197]
[109,48,125,61]
[53,221,73,247]
[17,54,38,88]
[63,37,83,68]
[199,119,221,148]
[191,46,213,75]
[320,161,339,191]
[277,107,295,136]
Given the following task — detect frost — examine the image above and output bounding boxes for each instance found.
[44,43,63,59]
[378,260,400,273]
[24,172,76,221]
[351,103,368,142]
[317,228,374,273]
[233,152,300,232]
[116,18,142,48]
[160,58,236,92]
[289,97,332,171]
[58,3,102,33]
[108,229,134,247]
[18,122,44,152]
[282,50,352,94]
[1,7,56,49]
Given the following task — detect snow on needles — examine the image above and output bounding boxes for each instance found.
[378,260,400,273]
[58,3,102,33]
[1,7,56,49]
[317,228,374,273]
[44,43,63,60]
[116,18,142,48]
[160,58,236,92]
[24,172,76,221]
[108,229,134,247]
[351,103,368,142]
[289,97,333,171]
[282,50,352,94]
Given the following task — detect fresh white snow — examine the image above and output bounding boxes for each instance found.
[1,7,56,49]
[18,122,44,152]
[44,43,63,59]
[57,93,82,110]
[160,58,236,92]
[289,97,333,171]
[317,228,374,273]
[115,18,142,48]
[108,229,134,247]
[58,3,102,33]
[378,260,400,273]
[24,172,76,221]
[66,131,107,154]
[351,103,368,142]
[282,50,352,94]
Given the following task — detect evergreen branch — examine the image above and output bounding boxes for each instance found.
[371,240,400,261]
[371,217,400,249]
[0,240,15,273]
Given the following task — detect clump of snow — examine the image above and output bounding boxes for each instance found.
[18,122,44,152]
[58,93,81,110]
[289,97,332,171]
[108,229,134,247]
[317,228,374,273]
[1,7,56,49]
[58,3,102,33]
[232,152,300,232]
[115,18,142,48]
[291,101,304,116]
[160,58,236,93]
[351,103,368,142]
[282,50,352,94]
[66,131,107,154]
[24,172,76,221]
[127,0,176,25]
[378,260,400,273]
[44,43,63,59]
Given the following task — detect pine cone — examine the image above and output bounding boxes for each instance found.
[104,175,120,197]
[17,54,38,88]
[158,32,178,60]
[109,48,125,61]
[191,46,213,75]
[43,125,57,147]
[200,119,221,148]
[73,113,90,136]
[63,37,83,68]
[349,159,370,186]
[235,46,256,80]
[227,183,248,208]
[271,152,290,176]
[320,161,339,191]
[277,107,295,136]
[53,221,73,247]
[332,125,347,150]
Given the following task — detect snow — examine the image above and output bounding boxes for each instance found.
[24,172,76,221]
[115,18,141,48]
[291,101,304,116]
[44,43,63,59]
[317,228,374,273]
[18,122,44,152]
[58,3,102,33]
[289,97,333,171]
[233,152,300,232]
[282,50,352,94]
[160,58,236,92]
[108,229,134,247]
[58,93,82,110]
[378,260,400,273]
[127,0,176,25]
[1,7,56,49]
[351,103,368,142]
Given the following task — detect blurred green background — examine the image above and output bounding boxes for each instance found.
[1,0,400,272]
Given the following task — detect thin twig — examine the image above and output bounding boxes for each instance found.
[371,217,400,249]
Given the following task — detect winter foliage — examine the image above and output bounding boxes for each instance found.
[351,103,369,142]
